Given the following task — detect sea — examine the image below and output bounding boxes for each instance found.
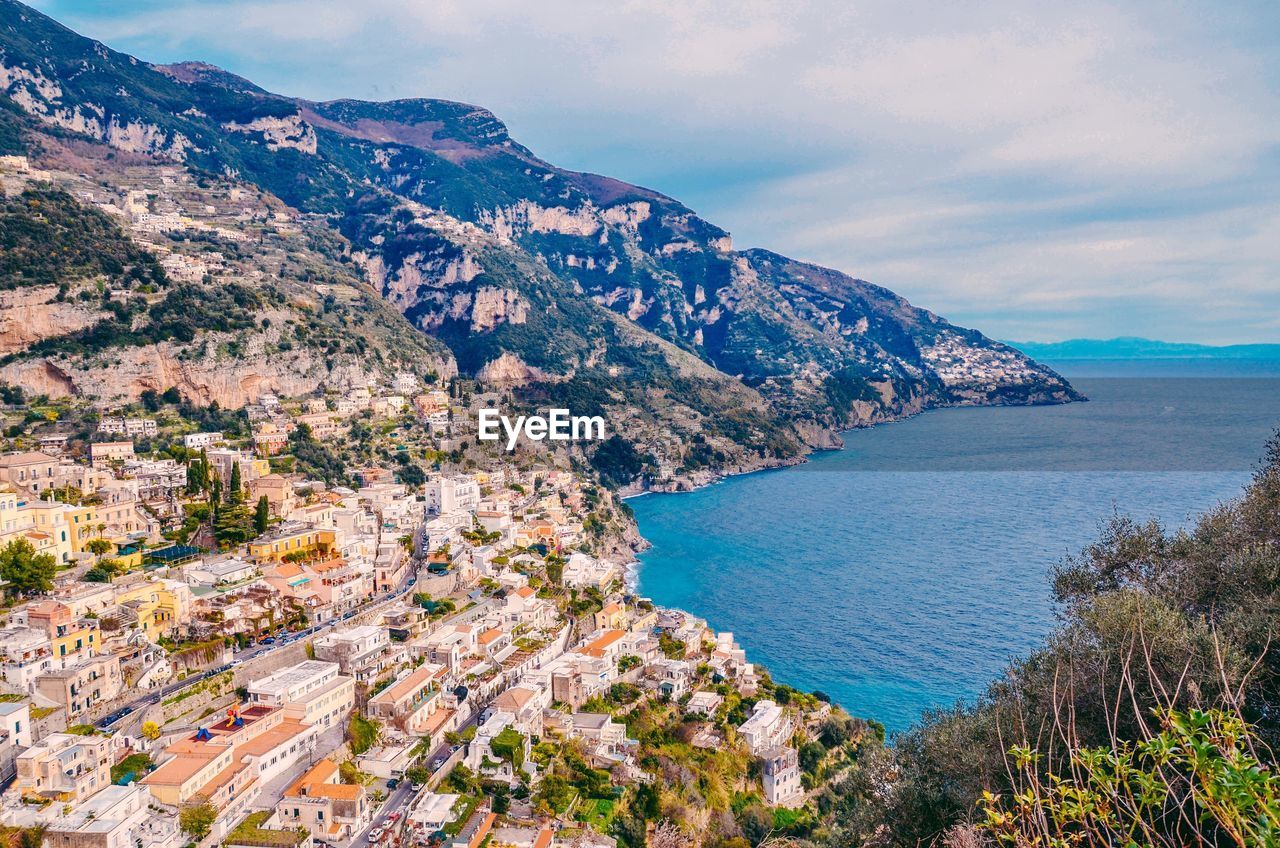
[629,359,1280,734]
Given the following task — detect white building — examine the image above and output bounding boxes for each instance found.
[424,474,480,515]
[183,432,224,450]
[761,745,804,807]
[737,699,794,756]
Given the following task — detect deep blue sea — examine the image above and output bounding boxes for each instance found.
[630,359,1280,734]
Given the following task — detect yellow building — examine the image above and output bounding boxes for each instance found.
[113,580,192,640]
[64,503,100,553]
[248,524,336,563]
[27,600,98,661]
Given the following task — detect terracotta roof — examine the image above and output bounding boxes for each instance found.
[514,586,536,599]
[285,758,340,797]
[238,719,311,757]
[477,627,503,646]
[582,629,625,658]
[492,687,536,711]
[418,707,453,735]
[197,759,255,798]
[533,827,554,848]
[372,665,435,705]
[309,782,363,800]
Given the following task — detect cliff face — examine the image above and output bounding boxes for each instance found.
[0,0,1080,487]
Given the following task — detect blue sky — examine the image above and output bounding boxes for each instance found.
[24,0,1280,344]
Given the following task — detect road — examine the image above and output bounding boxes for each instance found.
[350,779,414,848]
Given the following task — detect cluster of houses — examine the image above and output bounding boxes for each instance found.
[246,379,453,456]
[0,386,812,848]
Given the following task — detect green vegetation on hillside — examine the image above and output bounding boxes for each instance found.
[0,187,167,289]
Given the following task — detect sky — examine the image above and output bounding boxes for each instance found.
[23,0,1280,344]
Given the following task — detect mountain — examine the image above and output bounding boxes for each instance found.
[0,0,1079,487]
[1009,336,1280,361]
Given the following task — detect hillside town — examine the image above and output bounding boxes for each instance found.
[0,375,867,848]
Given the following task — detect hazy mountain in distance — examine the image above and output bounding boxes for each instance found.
[1008,337,1280,360]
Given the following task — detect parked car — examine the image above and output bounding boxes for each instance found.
[386,778,399,790]
[368,828,384,843]
[430,757,445,771]
[387,812,401,823]
[262,636,276,644]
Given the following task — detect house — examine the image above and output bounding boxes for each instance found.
[0,625,53,691]
[0,700,32,748]
[15,732,112,801]
[26,601,99,664]
[686,690,724,717]
[33,654,122,720]
[578,629,627,665]
[761,745,804,807]
[275,758,370,844]
[367,664,449,736]
[183,432,223,450]
[738,699,794,756]
[0,452,60,494]
[503,586,555,630]
[487,686,546,737]
[313,625,392,682]
[424,475,479,515]
[248,522,336,563]
[89,441,136,467]
[646,658,694,701]
[594,601,626,631]
[561,552,616,590]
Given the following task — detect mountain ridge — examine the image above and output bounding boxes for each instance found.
[0,0,1081,489]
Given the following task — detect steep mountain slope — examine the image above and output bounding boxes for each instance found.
[0,0,1080,486]
[0,110,453,406]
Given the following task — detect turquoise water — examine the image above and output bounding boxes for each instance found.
[630,359,1280,734]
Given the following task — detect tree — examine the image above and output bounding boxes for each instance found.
[179,799,217,840]
[0,539,56,596]
[186,452,208,494]
[85,538,112,557]
[254,495,270,536]
[228,461,243,506]
[141,721,161,741]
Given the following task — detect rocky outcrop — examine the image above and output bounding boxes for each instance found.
[0,286,102,356]
[222,113,318,154]
[476,352,545,387]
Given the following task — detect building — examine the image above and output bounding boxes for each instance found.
[313,625,392,683]
[247,660,354,729]
[367,664,449,736]
[248,523,336,563]
[96,418,156,437]
[0,452,60,494]
[424,475,479,515]
[0,700,31,749]
[182,432,223,450]
[33,654,122,720]
[15,732,112,801]
[8,784,180,848]
[275,758,370,844]
[737,700,794,756]
[89,441,136,467]
[761,745,804,807]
